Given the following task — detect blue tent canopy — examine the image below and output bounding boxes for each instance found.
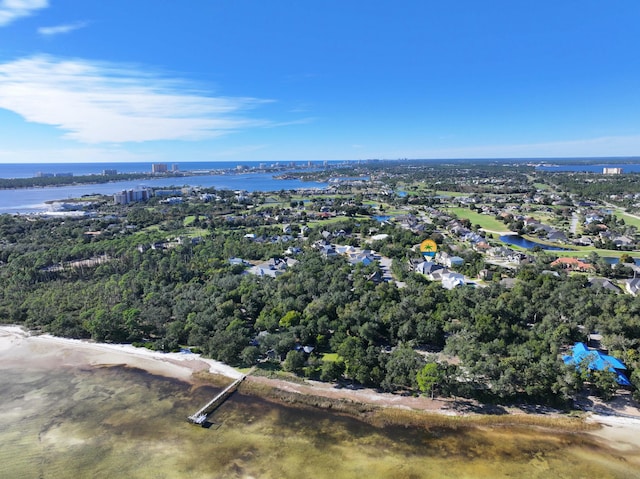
[563,342,631,386]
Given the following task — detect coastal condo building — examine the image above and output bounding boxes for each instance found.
[114,188,153,205]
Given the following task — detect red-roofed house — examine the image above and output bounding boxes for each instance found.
[550,257,595,272]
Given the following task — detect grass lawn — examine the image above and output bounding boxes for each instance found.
[551,249,640,259]
[445,207,511,233]
[185,227,210,238]
[435,190,470,197]
[616,211,640,229]
[306,215,366,226]
[321,353,340,362]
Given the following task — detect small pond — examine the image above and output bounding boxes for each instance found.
[499,235,570,251]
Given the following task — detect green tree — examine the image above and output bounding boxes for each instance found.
[416,362,444,398]
[381,345,425,392]
[592,369,619,401]
[279,310,302,328]
[283,350,306,373]
[240,346,260,366]
[320,359,345,382]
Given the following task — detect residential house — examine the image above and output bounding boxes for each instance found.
[625,278,640,296]
[477,269,493,281]
[573,236,594,247]
[247,257,298,278]
[463,232,484,243]
[588,278,621,294]
[436,251,464,268]
[550,257,595,273]
[284,246,302,256]
[547,230,567,243]
[415,261,445,281]
[441,271,465,290]
[473,241,491,252]
[317,243,337,257]
[613,235,635,248]
[585,214,604,225]
[563,342,631,386]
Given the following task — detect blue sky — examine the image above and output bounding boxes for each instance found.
[0,1,639,163]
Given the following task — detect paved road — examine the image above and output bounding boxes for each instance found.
[570,212,579,235]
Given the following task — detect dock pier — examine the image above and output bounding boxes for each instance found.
[188,375,246,426]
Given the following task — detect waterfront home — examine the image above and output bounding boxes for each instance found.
[547,230,567,243]
[613,235,635,248]
[563,342,631,386]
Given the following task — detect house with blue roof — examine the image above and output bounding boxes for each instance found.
[563,342,631,386]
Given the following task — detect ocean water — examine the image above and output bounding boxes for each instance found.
[0,358,638,478]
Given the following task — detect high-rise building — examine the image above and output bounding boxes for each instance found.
[152,163,168,174]
[113,188,152,205]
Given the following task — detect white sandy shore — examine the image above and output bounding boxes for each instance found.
[587,414,640,453]
[3,324,640,452]
[0,325,242,381]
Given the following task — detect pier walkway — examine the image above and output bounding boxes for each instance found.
[188,366,256,426]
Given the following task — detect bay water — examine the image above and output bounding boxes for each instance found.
[1,359,638,478]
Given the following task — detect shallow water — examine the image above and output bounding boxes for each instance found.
[0,363,638,478]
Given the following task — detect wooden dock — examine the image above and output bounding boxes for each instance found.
[187,375,246,426]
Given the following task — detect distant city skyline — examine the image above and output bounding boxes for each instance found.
[1,1,640,164]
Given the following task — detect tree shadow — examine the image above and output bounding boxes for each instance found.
[333,380,365,391]
[516,404,561,415]
[450,399,508,415]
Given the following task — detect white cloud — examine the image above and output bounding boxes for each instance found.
[0,0,48,27]
[0,55,274,143]
[38,21,87,37]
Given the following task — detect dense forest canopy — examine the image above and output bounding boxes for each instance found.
[2,162,640,407]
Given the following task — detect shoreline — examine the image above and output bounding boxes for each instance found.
[2,324,640,451]
[0,325,242,381]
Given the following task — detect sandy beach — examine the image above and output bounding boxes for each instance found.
[0,325,243,381]
[3,324,640,456]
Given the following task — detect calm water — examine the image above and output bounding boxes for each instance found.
[0,161,344,179]
[499,235,569,251]
[0,359,637,478]
[0,172,330,215]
